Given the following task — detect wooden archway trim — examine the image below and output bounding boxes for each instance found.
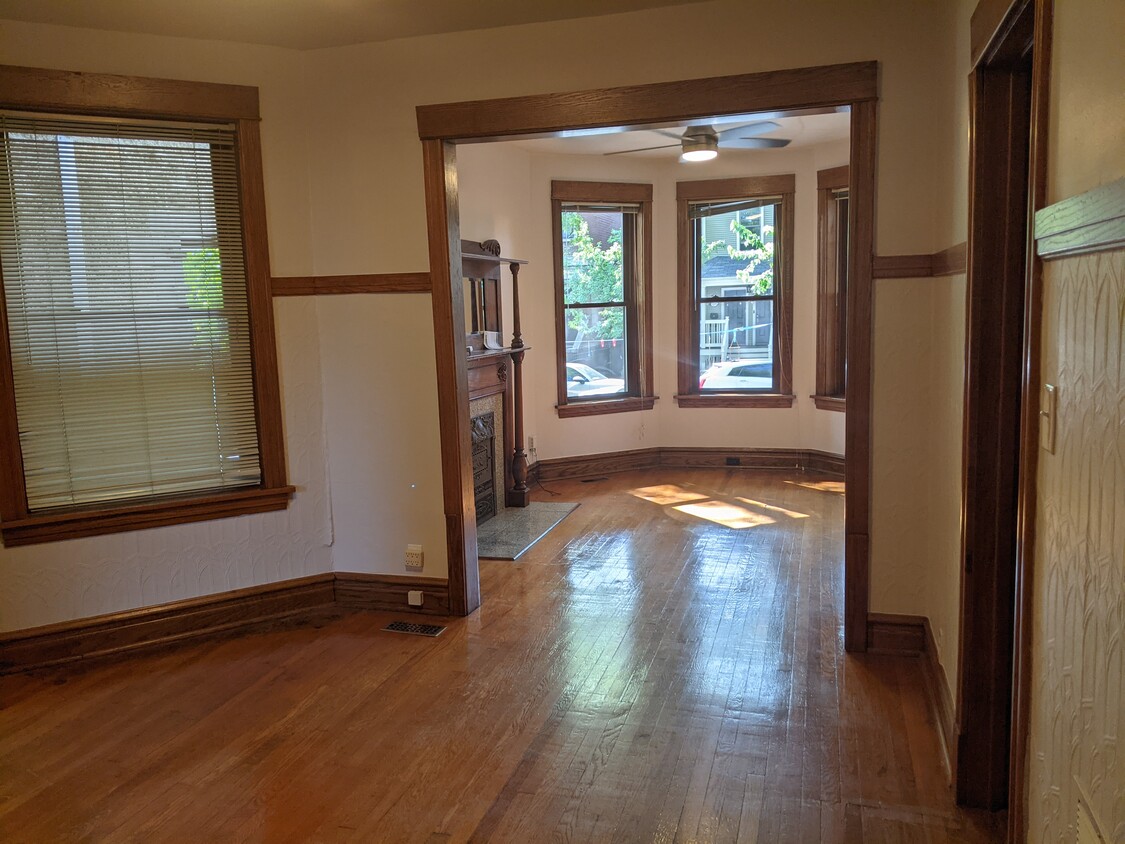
[417,62,878,651]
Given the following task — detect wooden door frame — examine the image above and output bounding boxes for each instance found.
[416,62,878,651]
[958,0,1051,828]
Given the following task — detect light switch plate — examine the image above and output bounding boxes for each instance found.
[1040,384,1056,453]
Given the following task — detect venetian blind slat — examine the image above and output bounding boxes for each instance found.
[0,113,261,511]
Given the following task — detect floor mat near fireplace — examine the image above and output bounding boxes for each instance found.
[477,502,579,560]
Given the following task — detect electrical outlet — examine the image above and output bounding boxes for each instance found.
[527,435,536,450]
[405,544,424,569]
[407,590,423,607]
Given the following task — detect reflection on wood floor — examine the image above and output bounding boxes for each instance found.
[0,469,1003,843]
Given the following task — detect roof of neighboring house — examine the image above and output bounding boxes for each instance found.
[702,254,770,280]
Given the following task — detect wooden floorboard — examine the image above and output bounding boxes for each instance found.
[0,468,1003,843]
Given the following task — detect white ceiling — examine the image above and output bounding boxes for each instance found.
[0,0,714,50]
[511,111,851,159]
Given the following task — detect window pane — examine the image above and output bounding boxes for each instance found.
[698,300,774,391]
[564,306,627,399]
[698,201,776,297]
[0,115,260,511]
[561,209,627,305]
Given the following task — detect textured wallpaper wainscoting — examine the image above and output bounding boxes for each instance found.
[1029,249,1124,842]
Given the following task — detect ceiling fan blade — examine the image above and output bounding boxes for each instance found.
[654,128,685,140]
[603,142,682,156]
[716,121,781,140]
[721,137,791,149]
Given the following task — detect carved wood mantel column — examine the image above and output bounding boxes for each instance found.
[508,260,530,507]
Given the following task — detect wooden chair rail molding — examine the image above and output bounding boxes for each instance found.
[0,572,451,675]
[271,272,432,296]
[871,242,968,279]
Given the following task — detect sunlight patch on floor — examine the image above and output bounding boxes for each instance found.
[674,500,776,529]
[785,479,846,495]
[630,484,710,506]
[735,497,810,519]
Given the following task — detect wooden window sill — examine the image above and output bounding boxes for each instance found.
[0,485,295,547]
[812,395,846,412]
[556,395,657,418]
[674,393,796,409]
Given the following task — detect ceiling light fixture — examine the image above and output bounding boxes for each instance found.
[680,134,719,162]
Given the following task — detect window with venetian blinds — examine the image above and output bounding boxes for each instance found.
[0,112,261,511]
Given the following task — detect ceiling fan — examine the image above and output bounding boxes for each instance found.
[605,121,790,162]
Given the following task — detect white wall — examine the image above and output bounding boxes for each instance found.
[0,22,334,630]
[458,139,848,463]
[1,0,964,628]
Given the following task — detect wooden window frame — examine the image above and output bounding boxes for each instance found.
[551,180,655,418]
[675,174,796,409]
[0,64,292,547]
[814,164,850,411]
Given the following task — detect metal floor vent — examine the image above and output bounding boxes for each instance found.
[383,620,446,637]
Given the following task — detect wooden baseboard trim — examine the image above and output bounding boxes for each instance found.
[865,612,926,655]
[866,612,957,781]
[271,272,432,296]
[0,571,454,675]
[922,617,957,781]
[534,447,844,482]
[873,241,968,279]
[334,573,451,616]
[535,447,661,481]
[0,573,337,675]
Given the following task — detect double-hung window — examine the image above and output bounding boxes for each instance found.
[676,175,795,407]
[551,180,654,417]
[814,165,849,410]
[0,67,290,546]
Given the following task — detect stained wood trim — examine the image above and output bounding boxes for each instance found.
[932,242,968,276]
[872,243,968,278]
[676,177,796,400]
[675,174,795,201]
[816,168,849,398]
[237,118,288,492]
[872,254,934,278]
[866,612,926,655]
[817,164,850,191]
[534,447,844,482]
[550,180,653,204]
[417,59,877,656]
[0,573,335,675]
[556,396,657,418]
[422,140,480,618]
[1033,176,1125,259]
[1010,2,1053,839]
[417,62,878,141]
[812,395,846,412]
[552,182,654,416]
[0,77,290,546]
[673,394,796,409]
[536,448,660,481]
[271,273,432,296]
[0,64,260,121]
[334,573,451,617]
[923,617,958,782]
[844,99,877,654]
[0,486,295,547]
[971,0,1032,69]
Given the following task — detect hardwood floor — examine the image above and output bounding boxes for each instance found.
[0,469,1002,843]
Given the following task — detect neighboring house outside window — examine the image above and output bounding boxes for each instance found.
[0,66,291,547]
[676,175,795,408]
[551,180,655,418]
